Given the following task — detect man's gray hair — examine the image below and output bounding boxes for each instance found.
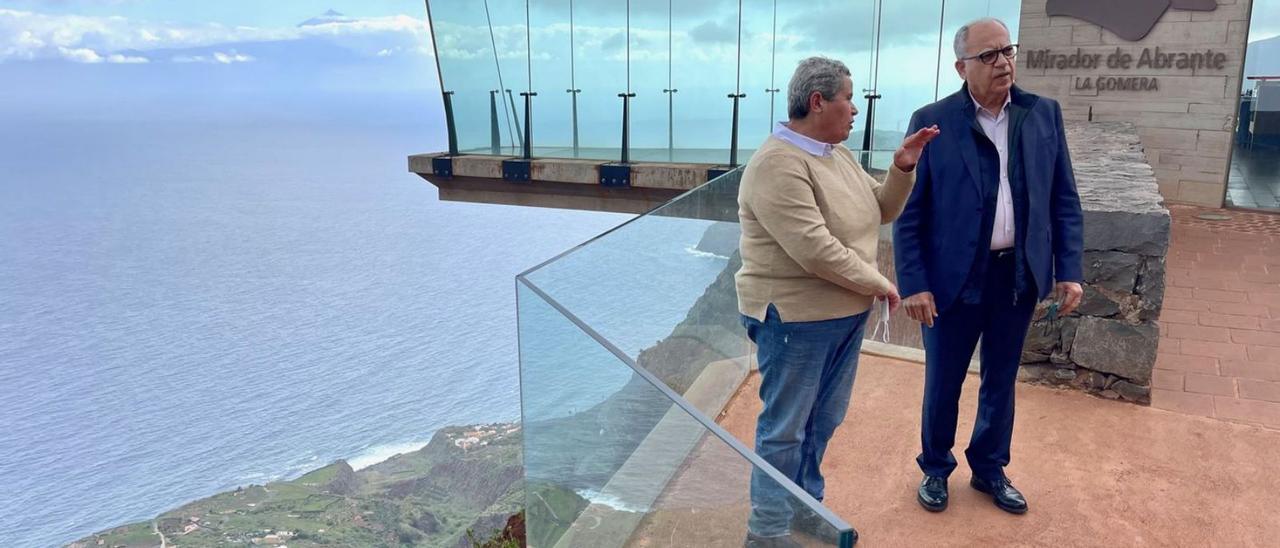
[787,56,851,120]
[953,17,1010,59]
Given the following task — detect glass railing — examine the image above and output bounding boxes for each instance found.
[516,159,925,546]
[520,169,747,393]
[425,0,1022,165]
[1228,83,1280,211]
[518,279,851,547]
[519,150,921,368]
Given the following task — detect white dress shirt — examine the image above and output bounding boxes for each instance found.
[970,92,1015,251]
[772,121,834,157]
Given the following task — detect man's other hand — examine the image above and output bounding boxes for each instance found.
[903,291,938,327]
[1054,282,1084,316]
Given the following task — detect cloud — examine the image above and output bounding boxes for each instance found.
[1251,2,1280,41]
[0,8,433,64]
[689,18,737,45]
[57,46,101,62]
[434,20,578,61]
[52,45,147,63]
[565,0,730,19]
[213,51,251,63]
[434,19,748,65]
[106,52,147,63]
[172,50,253,64]
[782,0,1020,52]
[429,3,983,70]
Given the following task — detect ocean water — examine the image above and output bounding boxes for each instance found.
[0,116,636,546]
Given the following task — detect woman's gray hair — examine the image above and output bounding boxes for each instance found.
[953,17,1010,59]
[787,56,851,120]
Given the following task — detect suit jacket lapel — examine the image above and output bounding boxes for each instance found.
[1010,89,1038,203]
[955,98,985,199]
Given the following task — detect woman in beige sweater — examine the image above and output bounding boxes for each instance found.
[737,56,938,548]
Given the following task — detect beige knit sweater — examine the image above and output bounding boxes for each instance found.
[736,136,916,322]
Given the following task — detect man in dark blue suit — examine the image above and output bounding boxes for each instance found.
[893,17,1084,515]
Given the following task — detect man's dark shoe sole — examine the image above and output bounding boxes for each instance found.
[969,478,1028,514]
[917,491,947,512]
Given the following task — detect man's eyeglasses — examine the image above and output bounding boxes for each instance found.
[961,44,1019,65]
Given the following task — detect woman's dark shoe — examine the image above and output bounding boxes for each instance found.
[744,532,804,548]
[969,475,1028,514]
[917,475,949,512]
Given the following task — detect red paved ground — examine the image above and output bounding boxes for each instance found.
[720,355,1280,546]
[1153,205,1280,429]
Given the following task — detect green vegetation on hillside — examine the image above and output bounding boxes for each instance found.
[70,424,523,548]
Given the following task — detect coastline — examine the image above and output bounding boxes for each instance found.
[69,422,523,548]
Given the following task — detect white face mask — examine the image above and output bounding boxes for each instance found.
[870,297,892,343]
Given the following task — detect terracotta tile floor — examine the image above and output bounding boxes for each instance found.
[718,356,1280,546]
[1153,205,1280,429]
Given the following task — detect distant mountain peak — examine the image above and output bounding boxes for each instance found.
[298,9,354,27]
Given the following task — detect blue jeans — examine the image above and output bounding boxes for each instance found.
[742,304,869,537]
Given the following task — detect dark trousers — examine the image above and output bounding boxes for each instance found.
[917,251,1036,481]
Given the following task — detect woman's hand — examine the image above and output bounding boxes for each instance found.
[880,284,902,313]
[892,125,941,172]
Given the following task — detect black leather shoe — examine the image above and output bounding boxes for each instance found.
[790,510,857,545]
[744,532,803,548]
[917,475,948,512]
[970,475,1028,514]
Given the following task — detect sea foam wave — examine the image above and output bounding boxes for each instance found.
[684,245,730,261]
[349,440,432,470]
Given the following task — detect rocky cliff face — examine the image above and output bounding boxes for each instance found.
[323,460,365,496]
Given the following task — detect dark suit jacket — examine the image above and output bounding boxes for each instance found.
[893,84,1084,313]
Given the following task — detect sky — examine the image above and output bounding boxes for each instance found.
[0,0,1274,128]
[0,0,419,27]
[0,1,444,124]
[1249,0,1280,41]
[0,2,440,66]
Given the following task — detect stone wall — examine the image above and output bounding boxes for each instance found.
[1019,121,1169,403]
[1016,0,1254,207]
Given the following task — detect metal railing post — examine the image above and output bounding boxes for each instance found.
[728,93,746,166]
[664,88,677,157]
[442,91,459,156]
[861,89,881,169]
[567,88,581,156]
[619,92,636,163]
[520,91,536,159]
[489,90,501,154]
